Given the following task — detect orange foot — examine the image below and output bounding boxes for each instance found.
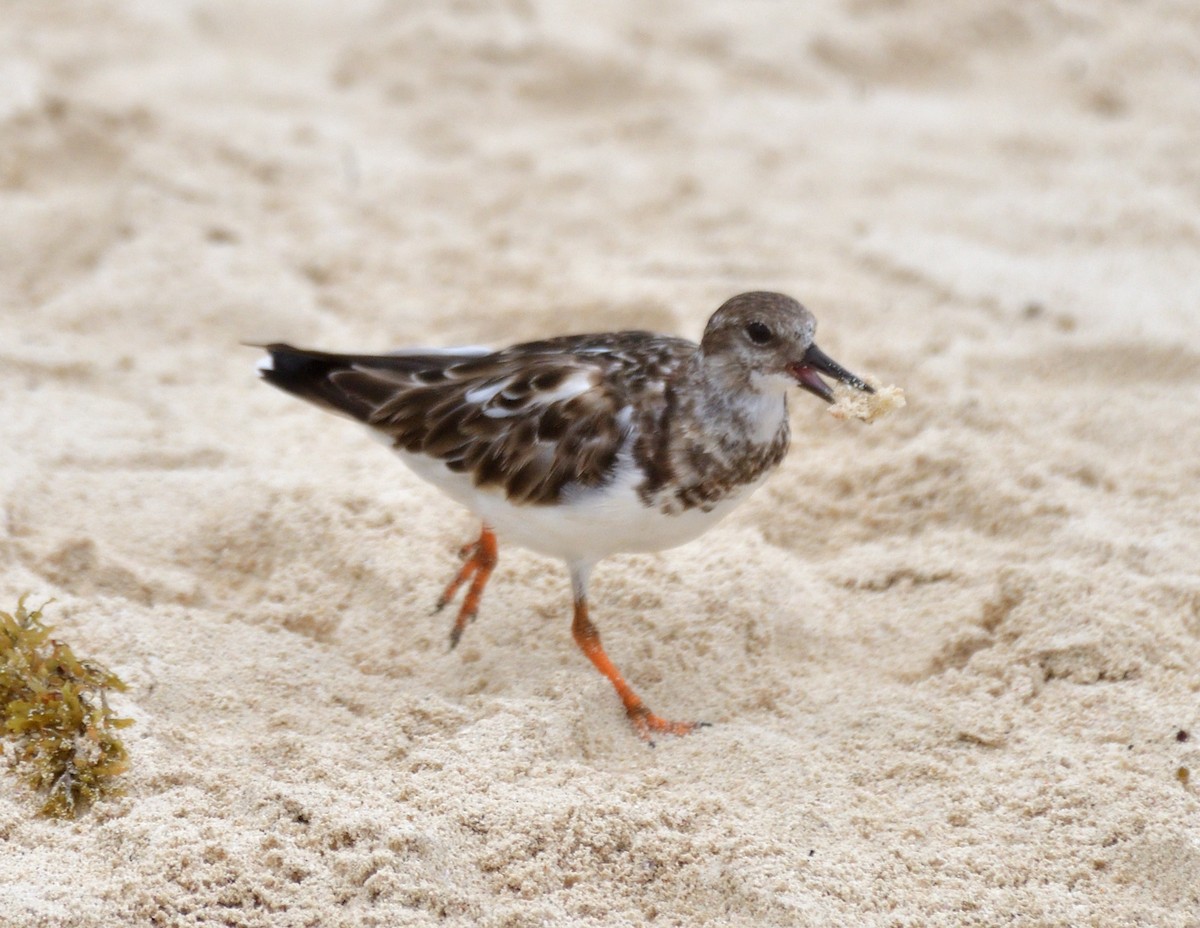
[626,705,710,747]
[434,526,498,649]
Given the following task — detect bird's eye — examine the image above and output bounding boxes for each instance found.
[745,321,773,345]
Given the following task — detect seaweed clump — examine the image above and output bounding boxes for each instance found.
[1,596,132,817]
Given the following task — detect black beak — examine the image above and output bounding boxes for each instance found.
[787,343,874,403]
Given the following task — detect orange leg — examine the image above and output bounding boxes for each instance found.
[435,526,499,649]
[570,581,707,745]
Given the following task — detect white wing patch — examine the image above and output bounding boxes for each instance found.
[471,369,596,418]
[528,371,595,406]
[465,380,510,406]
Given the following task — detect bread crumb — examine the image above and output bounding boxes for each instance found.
[828,377,906,423]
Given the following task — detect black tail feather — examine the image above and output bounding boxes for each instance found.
[256,344,382,423]
[254,342,493,426]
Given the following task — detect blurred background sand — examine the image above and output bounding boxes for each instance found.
[2,2,1199,925]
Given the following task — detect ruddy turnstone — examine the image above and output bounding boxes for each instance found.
[255,291,874,742]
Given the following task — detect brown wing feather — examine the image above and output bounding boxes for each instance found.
[261,333,694,505]
[368,357,628,504]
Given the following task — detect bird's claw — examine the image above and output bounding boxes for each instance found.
[627,706,709,747]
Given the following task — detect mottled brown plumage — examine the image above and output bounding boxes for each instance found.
[260,332,694,505]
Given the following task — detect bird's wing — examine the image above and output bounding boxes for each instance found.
[258,333,693,505]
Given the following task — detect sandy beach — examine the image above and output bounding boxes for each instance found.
[2,1,1199,925]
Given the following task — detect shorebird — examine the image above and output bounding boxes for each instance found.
[256,291,874,742]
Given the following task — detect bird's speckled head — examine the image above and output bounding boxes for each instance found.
[699,291,872,402]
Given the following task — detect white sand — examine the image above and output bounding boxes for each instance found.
[3,2,1200,925]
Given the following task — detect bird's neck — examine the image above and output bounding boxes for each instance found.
[629,353,791,516]
[681,351,789,446]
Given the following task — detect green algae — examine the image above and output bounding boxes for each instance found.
[1,596,132,817]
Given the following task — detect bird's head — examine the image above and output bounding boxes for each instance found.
[700,291,874,402]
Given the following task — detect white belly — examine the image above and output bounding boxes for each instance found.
[396,447,761,566]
